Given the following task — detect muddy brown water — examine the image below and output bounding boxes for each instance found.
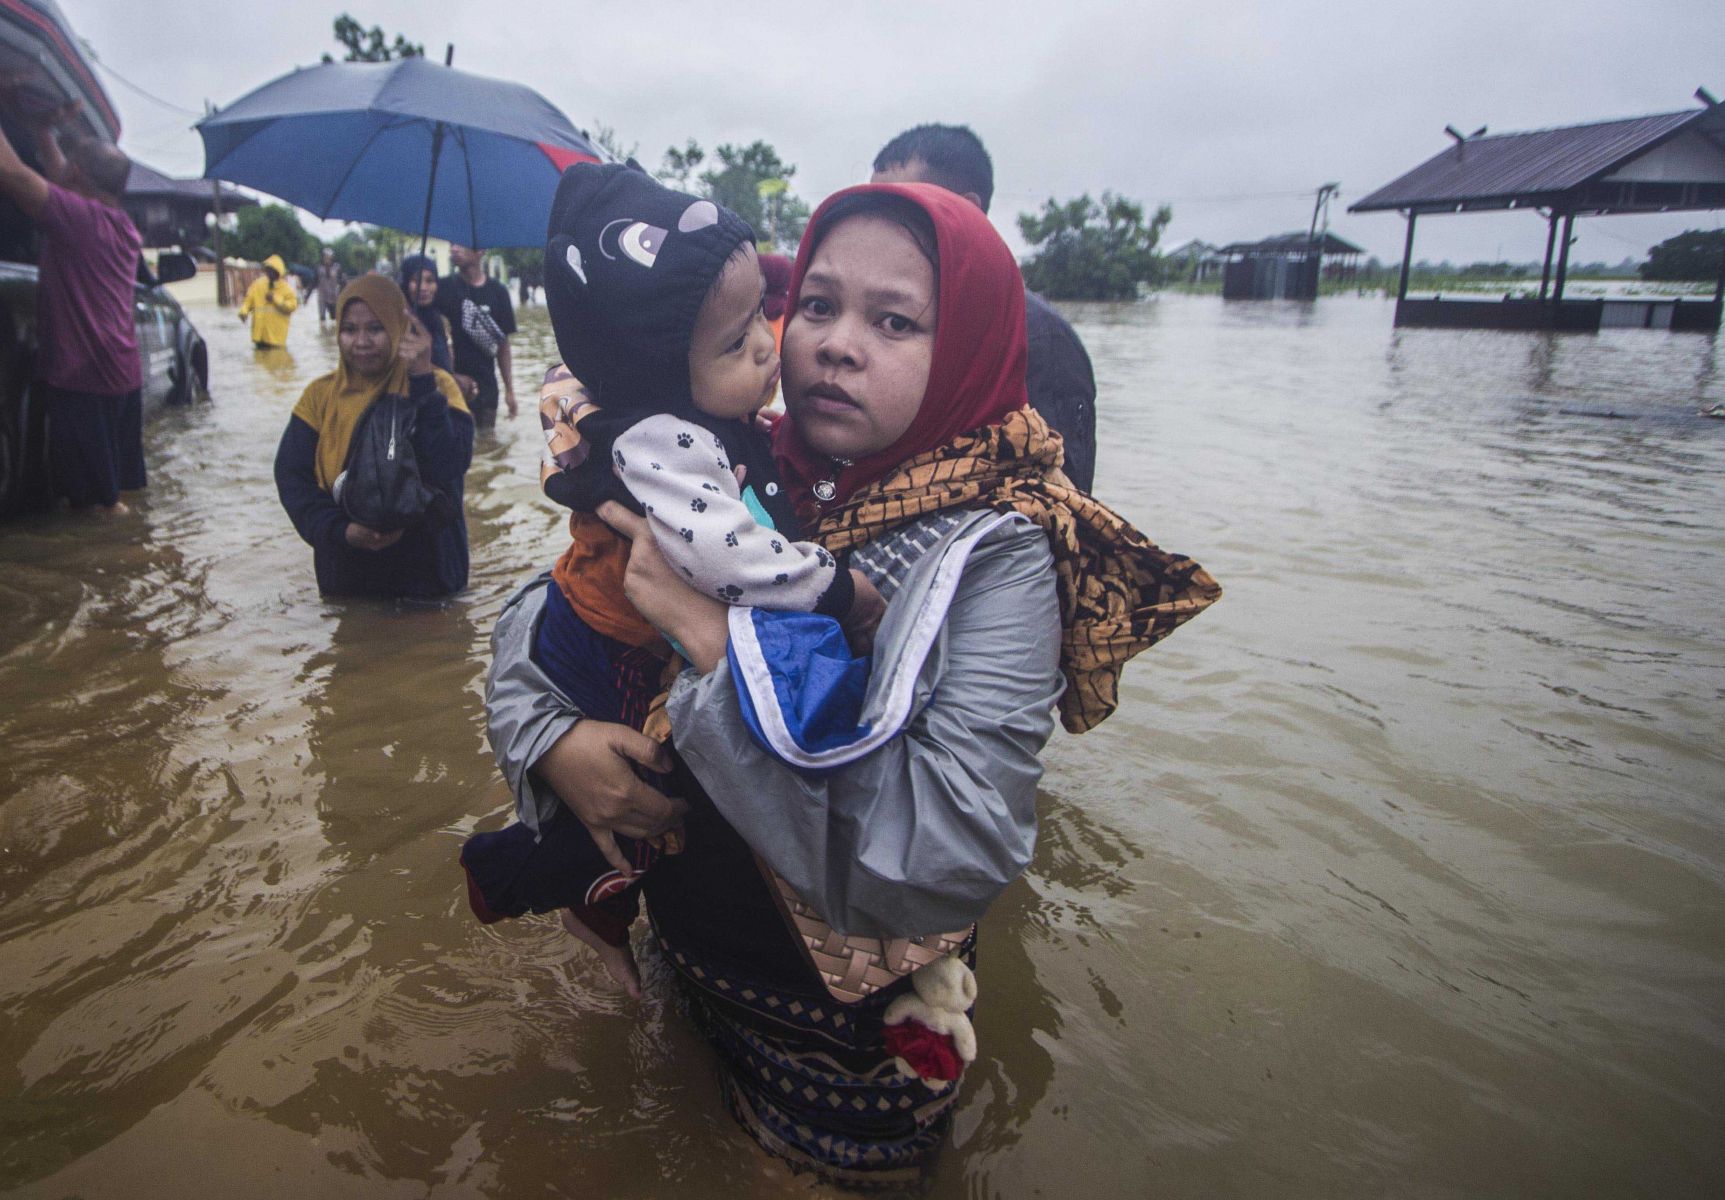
[2,293,1722,1198]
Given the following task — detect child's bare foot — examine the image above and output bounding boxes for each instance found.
[560,908,643,999]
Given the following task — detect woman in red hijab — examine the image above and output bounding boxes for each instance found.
[486,183,1218,1186]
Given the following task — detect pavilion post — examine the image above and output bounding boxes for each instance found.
[1397,212,1417,301]
[1537,212,1558,302]
[1551,213,1575,303]
[1714,243,1725,304]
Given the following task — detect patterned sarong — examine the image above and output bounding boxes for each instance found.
[659,926,975,1187]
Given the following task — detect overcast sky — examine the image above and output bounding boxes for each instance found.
[80,0,1725,267]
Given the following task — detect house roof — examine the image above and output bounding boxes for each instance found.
[125,161,257,207]
[1219,231,1364,256]
[1350,104,1725,215]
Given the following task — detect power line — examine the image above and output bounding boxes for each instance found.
[88,54,201,118]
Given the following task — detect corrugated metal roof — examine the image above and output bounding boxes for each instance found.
[1219,231,1365,255]
[1350,108,1716,212]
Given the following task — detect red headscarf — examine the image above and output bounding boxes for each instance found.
[772,183,1029,521]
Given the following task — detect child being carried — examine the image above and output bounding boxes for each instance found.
[461,163,882,996]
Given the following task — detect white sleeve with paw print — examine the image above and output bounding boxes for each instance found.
[612,414,839,610]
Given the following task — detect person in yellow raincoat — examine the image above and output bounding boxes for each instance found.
[239,253,298,348]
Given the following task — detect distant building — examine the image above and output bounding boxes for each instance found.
[1218,232,1364,300]
[1163,238,1225,283]
[123,163,256,250]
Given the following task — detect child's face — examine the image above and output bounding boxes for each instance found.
[408,269,438,308]
[688,244,780,421]
[782,214,937,461]
[339,299,392,376]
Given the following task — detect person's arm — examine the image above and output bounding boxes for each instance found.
[272,280,299,314]
[273,415,349,554]
[495,287,518,416]
[612,416,853,616]
[238,281,256,319]
[497,337,517,417]
[484,578,681,873]
[0,110,49,219]
[666,519,1063,936]
[410,371,474,481]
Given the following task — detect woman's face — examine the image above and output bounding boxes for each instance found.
[408,269,438,308]
[339,299,392,376]
[782,214,937,461]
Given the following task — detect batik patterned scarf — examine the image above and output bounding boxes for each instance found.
[809,406,1221,734]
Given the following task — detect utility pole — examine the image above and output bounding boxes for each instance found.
[206,101,229,306]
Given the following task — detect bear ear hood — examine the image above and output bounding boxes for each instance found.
[543,161,754,409]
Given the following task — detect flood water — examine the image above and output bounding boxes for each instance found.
[2,292,1723,1198]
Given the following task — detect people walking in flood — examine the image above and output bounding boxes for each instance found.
[273,275,473,600]
[0,82,142,514]
[239,254,298,349]
[315,247,346,325]
[436,243,517,425]
[872,123,1101,493]
[483,181,1219,1185]
[398,254,452,373]
[458,164,884,997]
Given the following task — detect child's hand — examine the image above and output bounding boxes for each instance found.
[841,569,886,655]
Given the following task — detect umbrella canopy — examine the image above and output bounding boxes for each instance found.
[196,57,603,249]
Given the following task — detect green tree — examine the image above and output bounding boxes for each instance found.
[654,138,807,251]
[1639,229,1725,281]
[1017,193,1172,301]
[229,203,320,267]
[585,121,636,163]
[328,229,376,276]
[322,14,424,63]
[657,139,706,190]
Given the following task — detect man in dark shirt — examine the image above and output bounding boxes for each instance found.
[871,123,1099,493]
[436,243,517,427]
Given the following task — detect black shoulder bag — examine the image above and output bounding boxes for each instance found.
[332,393,453,533]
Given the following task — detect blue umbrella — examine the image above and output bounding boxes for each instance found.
[196,55,604,249]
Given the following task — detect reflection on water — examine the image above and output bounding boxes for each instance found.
[2,293,1724,1197]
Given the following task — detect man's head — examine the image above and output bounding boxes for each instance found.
[63,135,130,203]
[870,124,994,214]
[321,247,334,262]
[449,244,480,271]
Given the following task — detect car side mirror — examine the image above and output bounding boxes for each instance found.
[155,253,197,285]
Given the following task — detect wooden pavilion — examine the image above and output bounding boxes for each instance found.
[1350,93,1725,332]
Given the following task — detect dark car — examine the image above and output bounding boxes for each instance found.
[0,0,210,515]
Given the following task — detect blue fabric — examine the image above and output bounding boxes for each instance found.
[197,58,602,249]
[729,609,873,763]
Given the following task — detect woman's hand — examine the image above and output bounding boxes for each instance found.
[345,522,403,552]
[534,719,682,877]
[399,309,433,377]
[597,501,730,673]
